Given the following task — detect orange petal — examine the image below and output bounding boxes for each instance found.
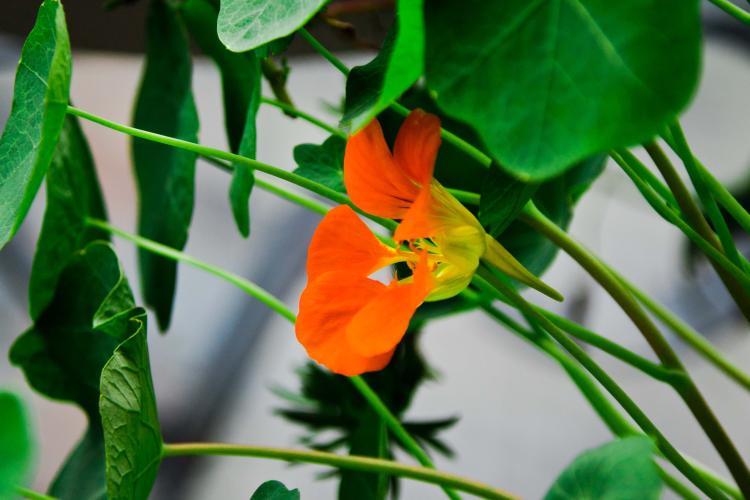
[344,119,419,219]
[296,271,395,376]
[393,109,441,185]
[307,205,398,281]
[345,256,433,357]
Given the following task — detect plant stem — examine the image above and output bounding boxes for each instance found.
[14,487,58,500]
[92,219,459,499]
[611,151,750,290]
[644,141,750,321]
[298,28,492,168]
[474,267,724,499]
[162,442,517,500]
[521,203,750,497]
[261,96,345,138]
[707,0,750,24]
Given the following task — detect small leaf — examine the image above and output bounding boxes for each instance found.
[132,0,200,330]
[544,436,662,500]
[229,53,262,237]
[499,155,606,276]
[29,114,109,319]
[0,391,34,497]
[342,0,424,131]
[425,0,701,181]
[218,0,327,52]
[0,0,71,249]
[479,164,537,238]
[293,136,347,193]
[100,323,161,500]
[250,480,300,500]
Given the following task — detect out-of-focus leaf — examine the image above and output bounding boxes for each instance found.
[425,0,701,181]
[132,0,200,330]
[500,155,606,276]
[218,0,327,52]
[479,165,538,238]
[293,136,346,193]
[11,242,143,500]
[100,325,161,500]
[339,411,388,500]
[29,114,109,319]
[0,0,71,249]
[342,0,424,132]
[544,437,662,500]
[0,391,34,497]
[250,480,301,500]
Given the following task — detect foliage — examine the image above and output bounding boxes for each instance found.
[0,391,34,497]
[250,480,301,500]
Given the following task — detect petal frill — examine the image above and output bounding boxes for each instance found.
[345,257,433,357]
[393,109,441,186]
[306,205,399,281]
[344,119,419,219]
[296,271,395,376]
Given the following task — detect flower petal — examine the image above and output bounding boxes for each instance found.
[344,118,419,219]
[393,109,441,185]
[345,256,433,357]
[307,205,398,281]
[296,271,395,376]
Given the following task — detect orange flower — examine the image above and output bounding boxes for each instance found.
[296,109,559,376]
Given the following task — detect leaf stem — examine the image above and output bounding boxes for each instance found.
[298,28,351,76]
[14,487,58,500]
[520,203,750,497]
[90,218,459,499]
[707,0,750,24]
[161,442,517,500]
[260,96,345,138]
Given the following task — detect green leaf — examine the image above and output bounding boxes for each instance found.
[250,480,300,500]
[342,0,424,131]
[100,324,161,500]
[544,436,662,500]
[229,54,262,237]
[218,0,326,52]
[132,0,200,331]
[11,241,143,499]
[339,411,388,500]
[499,155,605,276]
[0,0,71,249]
[48,425,107,500]
[0,391,34,497]
[425,0,701,181]
[479,164,538,238]
[29,114,109,319]
[293,136,347,193]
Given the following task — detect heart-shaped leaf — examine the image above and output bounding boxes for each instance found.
[293,136,347,193]
[250,480,300,500]
[0,0,71,249]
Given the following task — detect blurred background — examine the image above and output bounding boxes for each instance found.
[1,1,750,498]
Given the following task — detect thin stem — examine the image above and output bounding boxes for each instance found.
[261,96,345,138]
[92,219,458,498]
[299,28,492,168]
[66,105,397,232]
[474,268,724,499]
[162,442,517,500]
[707,0,750,24]
[609,149,677,207]
[521,204,750,497]
[610,268,750,392]
[14,487,57,500]
[611,151,750,290]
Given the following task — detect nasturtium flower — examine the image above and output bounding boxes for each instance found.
[296,109,560,376]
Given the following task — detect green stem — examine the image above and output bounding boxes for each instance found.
[474,267,724,499]
[707,0,750,24]
[91,219,459,499]
[14,487,58,500]
[521,203,750,497]
[298,28,492,168]
[66,104,397,232]
[162,442,516,500]
[611,151,750,290]
[610,149,677,207]
[261,96,345,138]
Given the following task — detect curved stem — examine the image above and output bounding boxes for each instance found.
[261,96,346,138]
[162,442,517,500]
[91,219,459,499]
[14,487,57,500]
[521,204,750,497]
